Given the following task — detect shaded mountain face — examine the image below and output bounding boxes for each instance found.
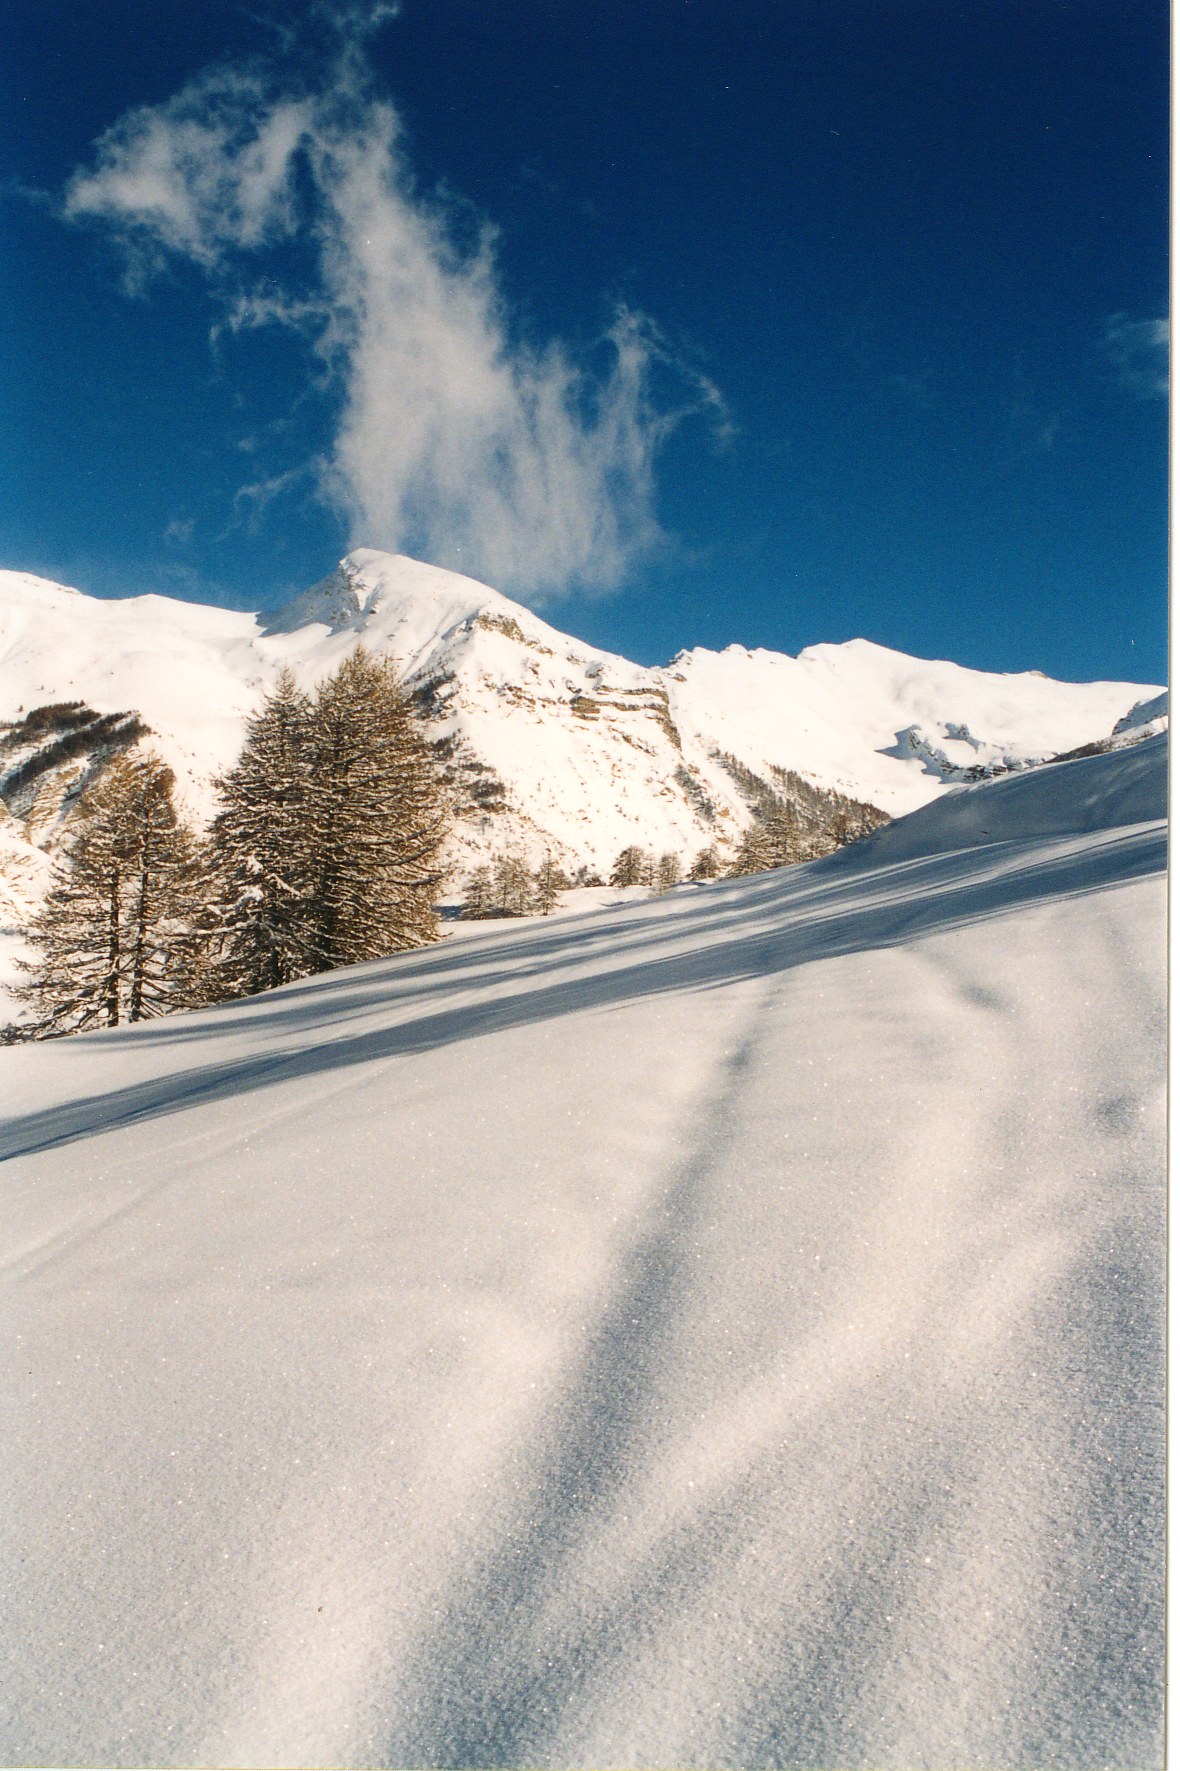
[0,552,1165,887]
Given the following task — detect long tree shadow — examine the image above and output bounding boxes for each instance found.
[377,865,1168,1769]
[383,1005,773,1766]
[0,824,1164,1165]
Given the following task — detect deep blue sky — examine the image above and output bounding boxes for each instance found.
[1,0,1169,684]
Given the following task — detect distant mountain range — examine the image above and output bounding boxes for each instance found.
[0,551,1166,896]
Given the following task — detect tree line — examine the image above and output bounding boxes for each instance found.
[9,654,888,1035]
[11,649,449,1038]
[458,842,727,920]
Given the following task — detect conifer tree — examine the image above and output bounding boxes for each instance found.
[17,750,203,1035]
[206,650,450,992]
[689,845,721,880]
[656,852,682,891]
[533,854,568,914]
[461,864,494,919]
[730,817,781,876]
[729,798,829,875]
[207,668,315,996]
[609,845,648,887]
[491,852,533,916]
[303,649,449,968]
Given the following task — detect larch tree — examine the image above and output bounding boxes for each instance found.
[533,855,567,914]
[655,852,682,891]
[17,750,204,1036]
[207,668,315,996]
[689,845,721,880]
[460,864,494,919]
[491,852,533,916]
[206,650,450,994]
[609,845,649,888]
[303,648,450,970]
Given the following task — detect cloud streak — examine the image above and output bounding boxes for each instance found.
[63,42,724,600]
[1102,315,1169,400]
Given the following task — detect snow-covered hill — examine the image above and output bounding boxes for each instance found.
[0,553,1163,884]
[0,733,1164,1768]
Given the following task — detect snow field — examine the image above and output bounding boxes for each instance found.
[0,744,1166,1767]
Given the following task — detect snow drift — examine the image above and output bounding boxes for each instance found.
[0,732,1164,1768]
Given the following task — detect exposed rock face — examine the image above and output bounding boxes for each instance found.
[0,703,151,846]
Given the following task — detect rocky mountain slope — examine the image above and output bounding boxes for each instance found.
[0,551,1164,892]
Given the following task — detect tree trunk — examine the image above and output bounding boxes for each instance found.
[128,860,150,1022]
[103,867,121,1026]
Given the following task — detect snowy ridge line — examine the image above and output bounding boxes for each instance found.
[2,816,1163,1168]
[0,551,1164,888]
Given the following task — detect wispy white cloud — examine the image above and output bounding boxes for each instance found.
[1102,315,1169,399]
[231,464,316,535]
[65,72,314,283]
[62,33,724,600]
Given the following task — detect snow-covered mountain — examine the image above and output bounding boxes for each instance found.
[0,550,1164,884]
[1,734,1164,1767]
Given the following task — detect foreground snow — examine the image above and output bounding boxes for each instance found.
[0,744,1165,1768]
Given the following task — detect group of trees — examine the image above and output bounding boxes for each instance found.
[456,819,849,925]
[461,852,574,918]
[728,776,888,875]
[608,846,684,890]
[12,653,889,1038]
[458,843,723,921]
[13,650,450,1038]
[599,807,881,896]
[211,653,446,992]
[608,844,723,887]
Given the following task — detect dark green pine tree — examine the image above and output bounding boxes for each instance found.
[304,648,450,969]
[207,668,316,996]
[18,750,204,1036]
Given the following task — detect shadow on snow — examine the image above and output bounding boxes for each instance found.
[0,822,1164,1166]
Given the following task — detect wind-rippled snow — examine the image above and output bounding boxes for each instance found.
[0,743,1165,1768]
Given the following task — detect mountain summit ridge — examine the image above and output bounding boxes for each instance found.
[0,551,1164,881]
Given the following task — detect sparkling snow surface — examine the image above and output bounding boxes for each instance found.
[0,740,1165,1768]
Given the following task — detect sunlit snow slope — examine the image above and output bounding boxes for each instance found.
[0,736,1165,1769]
[0,554,1161,878]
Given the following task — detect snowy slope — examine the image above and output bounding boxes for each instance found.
[861,728,1167,860]
[0,806,54,1007]
[0,554,1162,878]
[0,738,1164,1769]
[664,635,1164,814]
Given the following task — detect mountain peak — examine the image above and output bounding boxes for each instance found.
[0,554,1165,879]
[259,562,367,637]
[261,550,551,660]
